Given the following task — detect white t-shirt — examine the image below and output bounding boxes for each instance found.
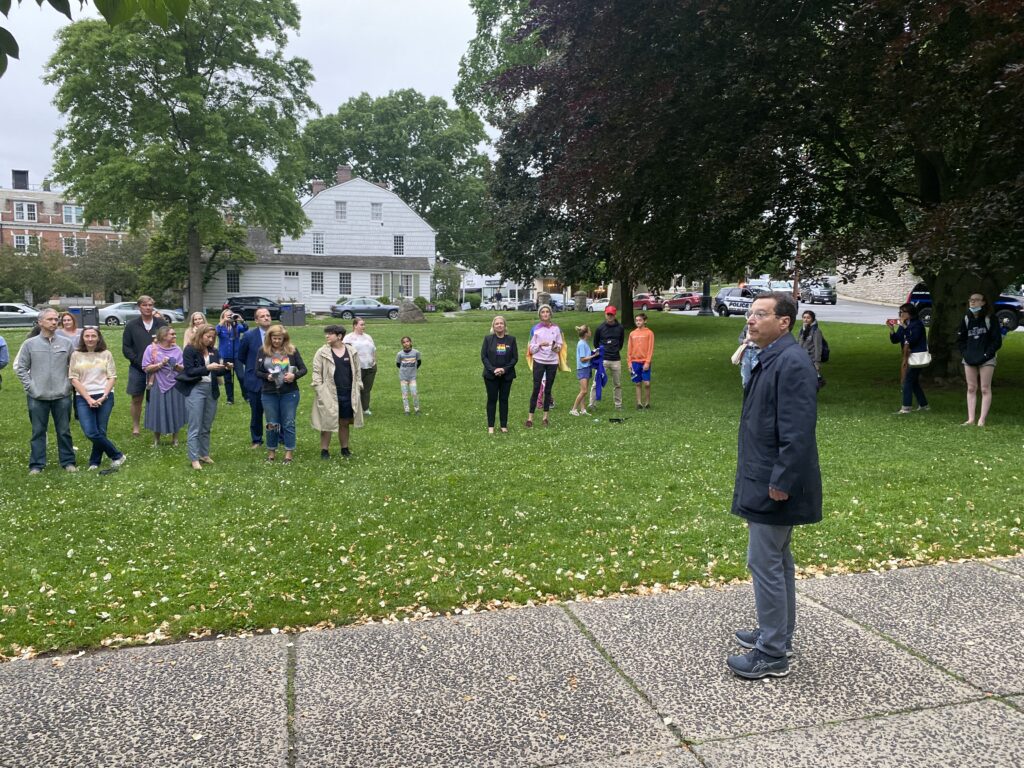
[347,332,376,370]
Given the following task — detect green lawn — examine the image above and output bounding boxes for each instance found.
[1,311,1022,658]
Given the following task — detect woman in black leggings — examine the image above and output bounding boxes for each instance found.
[525,304,564,427]
[481,315,518,433]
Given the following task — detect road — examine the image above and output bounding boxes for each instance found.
[668,296,896,326]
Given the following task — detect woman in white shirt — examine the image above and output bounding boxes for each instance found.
[69,327,126,470]
[346,317,378,415]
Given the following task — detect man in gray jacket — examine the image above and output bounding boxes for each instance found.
[728,292,822,679]
[14,307,77,474]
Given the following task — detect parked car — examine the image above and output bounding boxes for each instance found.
[588,298,610,313]
[804,282,837,305]
[480,299,501,311]
[516,299,538,312]
[155,308,185,322]
[329,297,400,320]
[0,302,39,327]
[714,287,757,317]
[99,301,142,326]
[908,282,1023,331]
[664,292,703,311]
[632,293,664,311]
[223,296,282,321]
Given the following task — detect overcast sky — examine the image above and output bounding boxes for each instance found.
[0,0,478,188]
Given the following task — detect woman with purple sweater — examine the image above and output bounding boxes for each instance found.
[525,304,564,427]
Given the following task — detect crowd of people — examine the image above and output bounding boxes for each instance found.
[1,292,1009,477]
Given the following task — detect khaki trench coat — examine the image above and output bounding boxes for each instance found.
[311,343,364,430]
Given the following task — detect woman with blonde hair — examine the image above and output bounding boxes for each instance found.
[57,311,82,346]
[256,324,307,462]
[311,324,363,459]
[182,311,207,347]
[525,304,564,427]
[174,323,228,470]
[481,314,518,433]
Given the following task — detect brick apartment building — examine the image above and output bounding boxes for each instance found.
[0,169,123,256]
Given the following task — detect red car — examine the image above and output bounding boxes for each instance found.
[632,293,664,311]
[663,291,703,311]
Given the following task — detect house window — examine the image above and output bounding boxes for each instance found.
[312,231,325,255]
[14,201,37,222]
[370,273,384,296]
[335,201,347,221]
[371,202,383,221]
[13,234,39,252]
[393,235,404,256]
[311,271,324,294]
[63,204,85,225]
[399,274,413,297]
[226,270,240,293]
[62,237,86,256]
[338,272,352,294]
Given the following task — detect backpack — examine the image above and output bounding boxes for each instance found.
[820,333,830,363]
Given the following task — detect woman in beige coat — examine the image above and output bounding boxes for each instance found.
[311,324,363,459]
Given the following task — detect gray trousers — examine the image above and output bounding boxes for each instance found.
[747,521,795,658]
[589,359,622,408]
[185,381,217,461]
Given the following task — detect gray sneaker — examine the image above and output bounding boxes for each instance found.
[110,454,127,469]
[727,648,790,679]
[735,627,793,657]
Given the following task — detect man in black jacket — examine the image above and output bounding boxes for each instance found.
[588,305,625,410]
[121,295,168,436]
[728,292,822,680]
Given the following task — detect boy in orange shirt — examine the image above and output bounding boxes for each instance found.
[628,312,655,409]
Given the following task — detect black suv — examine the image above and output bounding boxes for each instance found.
[907,283,1023,331]
[223,296,282,321]
[714,287,757,317]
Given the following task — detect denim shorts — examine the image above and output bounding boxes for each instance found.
[576,368,593,380]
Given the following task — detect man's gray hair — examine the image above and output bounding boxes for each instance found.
[38,307,58,319]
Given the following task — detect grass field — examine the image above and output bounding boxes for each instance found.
[1,310,1022,659]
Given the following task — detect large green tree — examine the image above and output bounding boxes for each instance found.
[69,235,146,301]
[0,244,79,303]
[45,0,314,312]
[301,90,495,272]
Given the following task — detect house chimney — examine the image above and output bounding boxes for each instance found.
[311,179,326,195]
[373,181,388,190]
[335,164,352,184]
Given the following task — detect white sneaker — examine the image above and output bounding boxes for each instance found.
[569,409,580,416]
[580,409,590,415]
[87,465,99,471]
[110,455,127,469]
[364,409,372,416]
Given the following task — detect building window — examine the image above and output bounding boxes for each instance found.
[312,231,325,255]
[335,201,347,221]
[399,274,413,297]
[371,202,383,221]
[14,201,37,222]
[338,272,352,295]
[311,271,324,294]
[62,237,86,257]
[13,234,39,252]
[63,204,85,225]
[370,273,383,296]
[393,235,404,256]
[226,269,240,293]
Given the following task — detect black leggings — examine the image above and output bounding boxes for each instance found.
[529,363,557,413]
[484,376,513,427]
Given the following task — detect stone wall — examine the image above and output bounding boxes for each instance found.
[837,257,917,306]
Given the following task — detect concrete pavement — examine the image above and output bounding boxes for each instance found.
[1,556,1022,767]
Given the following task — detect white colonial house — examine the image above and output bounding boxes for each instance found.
[204,166,436,313]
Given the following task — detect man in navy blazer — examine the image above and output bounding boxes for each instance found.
[728,292,821,680]
[237,308,273,447]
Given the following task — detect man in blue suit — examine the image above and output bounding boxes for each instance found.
[237,308,273,447]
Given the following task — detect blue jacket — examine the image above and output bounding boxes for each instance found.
[732,332,822,527]
[890,319,927,353]
[215,320,247,361]
[237,326,266,396]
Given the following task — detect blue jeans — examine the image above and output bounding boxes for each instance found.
[185,381,218,461]
[902,367,928,408]
[27,395,75,470]
[75,393,123,467]
[262,389,299,451]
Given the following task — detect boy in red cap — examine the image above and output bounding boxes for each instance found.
[589,305,625,410]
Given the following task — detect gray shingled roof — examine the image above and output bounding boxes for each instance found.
[242,227,430,271]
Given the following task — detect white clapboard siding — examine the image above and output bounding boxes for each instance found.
[204,178,436,313]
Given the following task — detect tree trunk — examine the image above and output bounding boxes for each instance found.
[187,221,204,314]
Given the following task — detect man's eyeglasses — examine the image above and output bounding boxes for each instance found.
[745,310,777,320]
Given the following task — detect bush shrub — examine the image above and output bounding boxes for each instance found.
[413,296,428,311]
[378,296,392,304]
[336,296,349,304]
[434,299,457,312]
[467,293,481,309]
